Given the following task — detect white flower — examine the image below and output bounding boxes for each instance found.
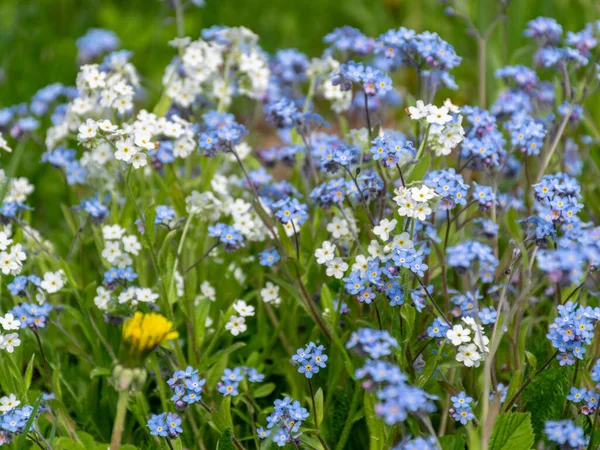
[0,314,20,331]
[373,218,397,242]
[103,225,125,240]
[10,244,26,263]
[326,217,349,239]
[0,133,12,153]
[315,241,336,264]
[114,139,138,162]
[261,282,280,304]
[101,241,122,263]
[410,186,436,203]
[134,131,155,150]
[199,281,216,301]
[0,251,18,275]
[136,288,159,303]
[77,119,98,140]
[413,203,433,221]
[40,271,65,293]
[456,343,481,367]
[351,254,370,276]
[0,333,21,353]
[408,100,431,120]
[325,257,348,279]
[0,231,13,251]
[94,287,111,310]
[446,325,471,347]
[225,315,247,336]
[97,119,118,133]
[233,300,255,317]
[392,232,414,249]
[426,106,452,125]
[438,120,464,151]
[130,152,148,169]
[122,235,141,255]
[367,240,384,258]
[443,98,461,114]
[0,394,20,413]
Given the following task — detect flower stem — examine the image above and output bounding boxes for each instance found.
[110,390,129,450]
[308,378,329,450]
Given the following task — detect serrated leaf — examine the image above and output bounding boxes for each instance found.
[489,412,534,450]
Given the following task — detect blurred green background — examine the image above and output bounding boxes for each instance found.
[0,0,598,107]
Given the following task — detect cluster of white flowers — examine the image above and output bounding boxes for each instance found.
[100,224,141,267]
[446,317,490,368]
[0,231,26,276]
[46,59,139,149]
[225,299,255,336]
[0,313,21,354]
[165,28,269,108]
[261,281,281,306]
[408,99,465,156]
[0,171,35,204]
[314,240,348,279]
[76,110,196,170]
[393,184,437,221]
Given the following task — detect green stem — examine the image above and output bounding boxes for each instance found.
[110,390,129,450]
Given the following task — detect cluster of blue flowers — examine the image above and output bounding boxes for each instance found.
[79,198,109,224]
[446,240,498,283]
[208,223,244,251]
[375,28,461,88]
[290,342,328,378]
[147,412,183,439]
[76,28,120,62]
[370,133,415,168]
[323,26,374,56]
[167,366,206,410]
[217,366,264,397]
[505,113,547,156]
[9,302,53,329]
[566,386,598,416]
[346,328,399,359]
[351,330,436,425]
[332,61,393,97]
[103,266,138,287]
[547,301,598,366]
[7,275,41,297]
[271,197,309,226]
[425,169,469,211]
[545,420,587,448]
[198,112,247,156]
[0,404,38,443]
[42,147,87,185]
[155,205,176,225]
[257,397,310,447]
[460,106,506,169]
[449,392,475,425]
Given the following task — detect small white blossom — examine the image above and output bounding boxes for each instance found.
[315,241,336,264]
[373,218,397,242]
[325,257,348,279]
[233,300,255,317]
[225,315,247,336]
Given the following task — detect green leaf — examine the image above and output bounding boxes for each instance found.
[204,342,246,367]
[89,367,112,379]
[252,382,276,398]
[439,434,466,450]
[315,387,324,427]
[406,154,431,183]
[489,412,535,450]
[23,354,35,395]
[364,392,385,450]
[504,207,523,241]
[400,305,416,343]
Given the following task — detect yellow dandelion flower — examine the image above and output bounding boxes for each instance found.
[120,312,178,367]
